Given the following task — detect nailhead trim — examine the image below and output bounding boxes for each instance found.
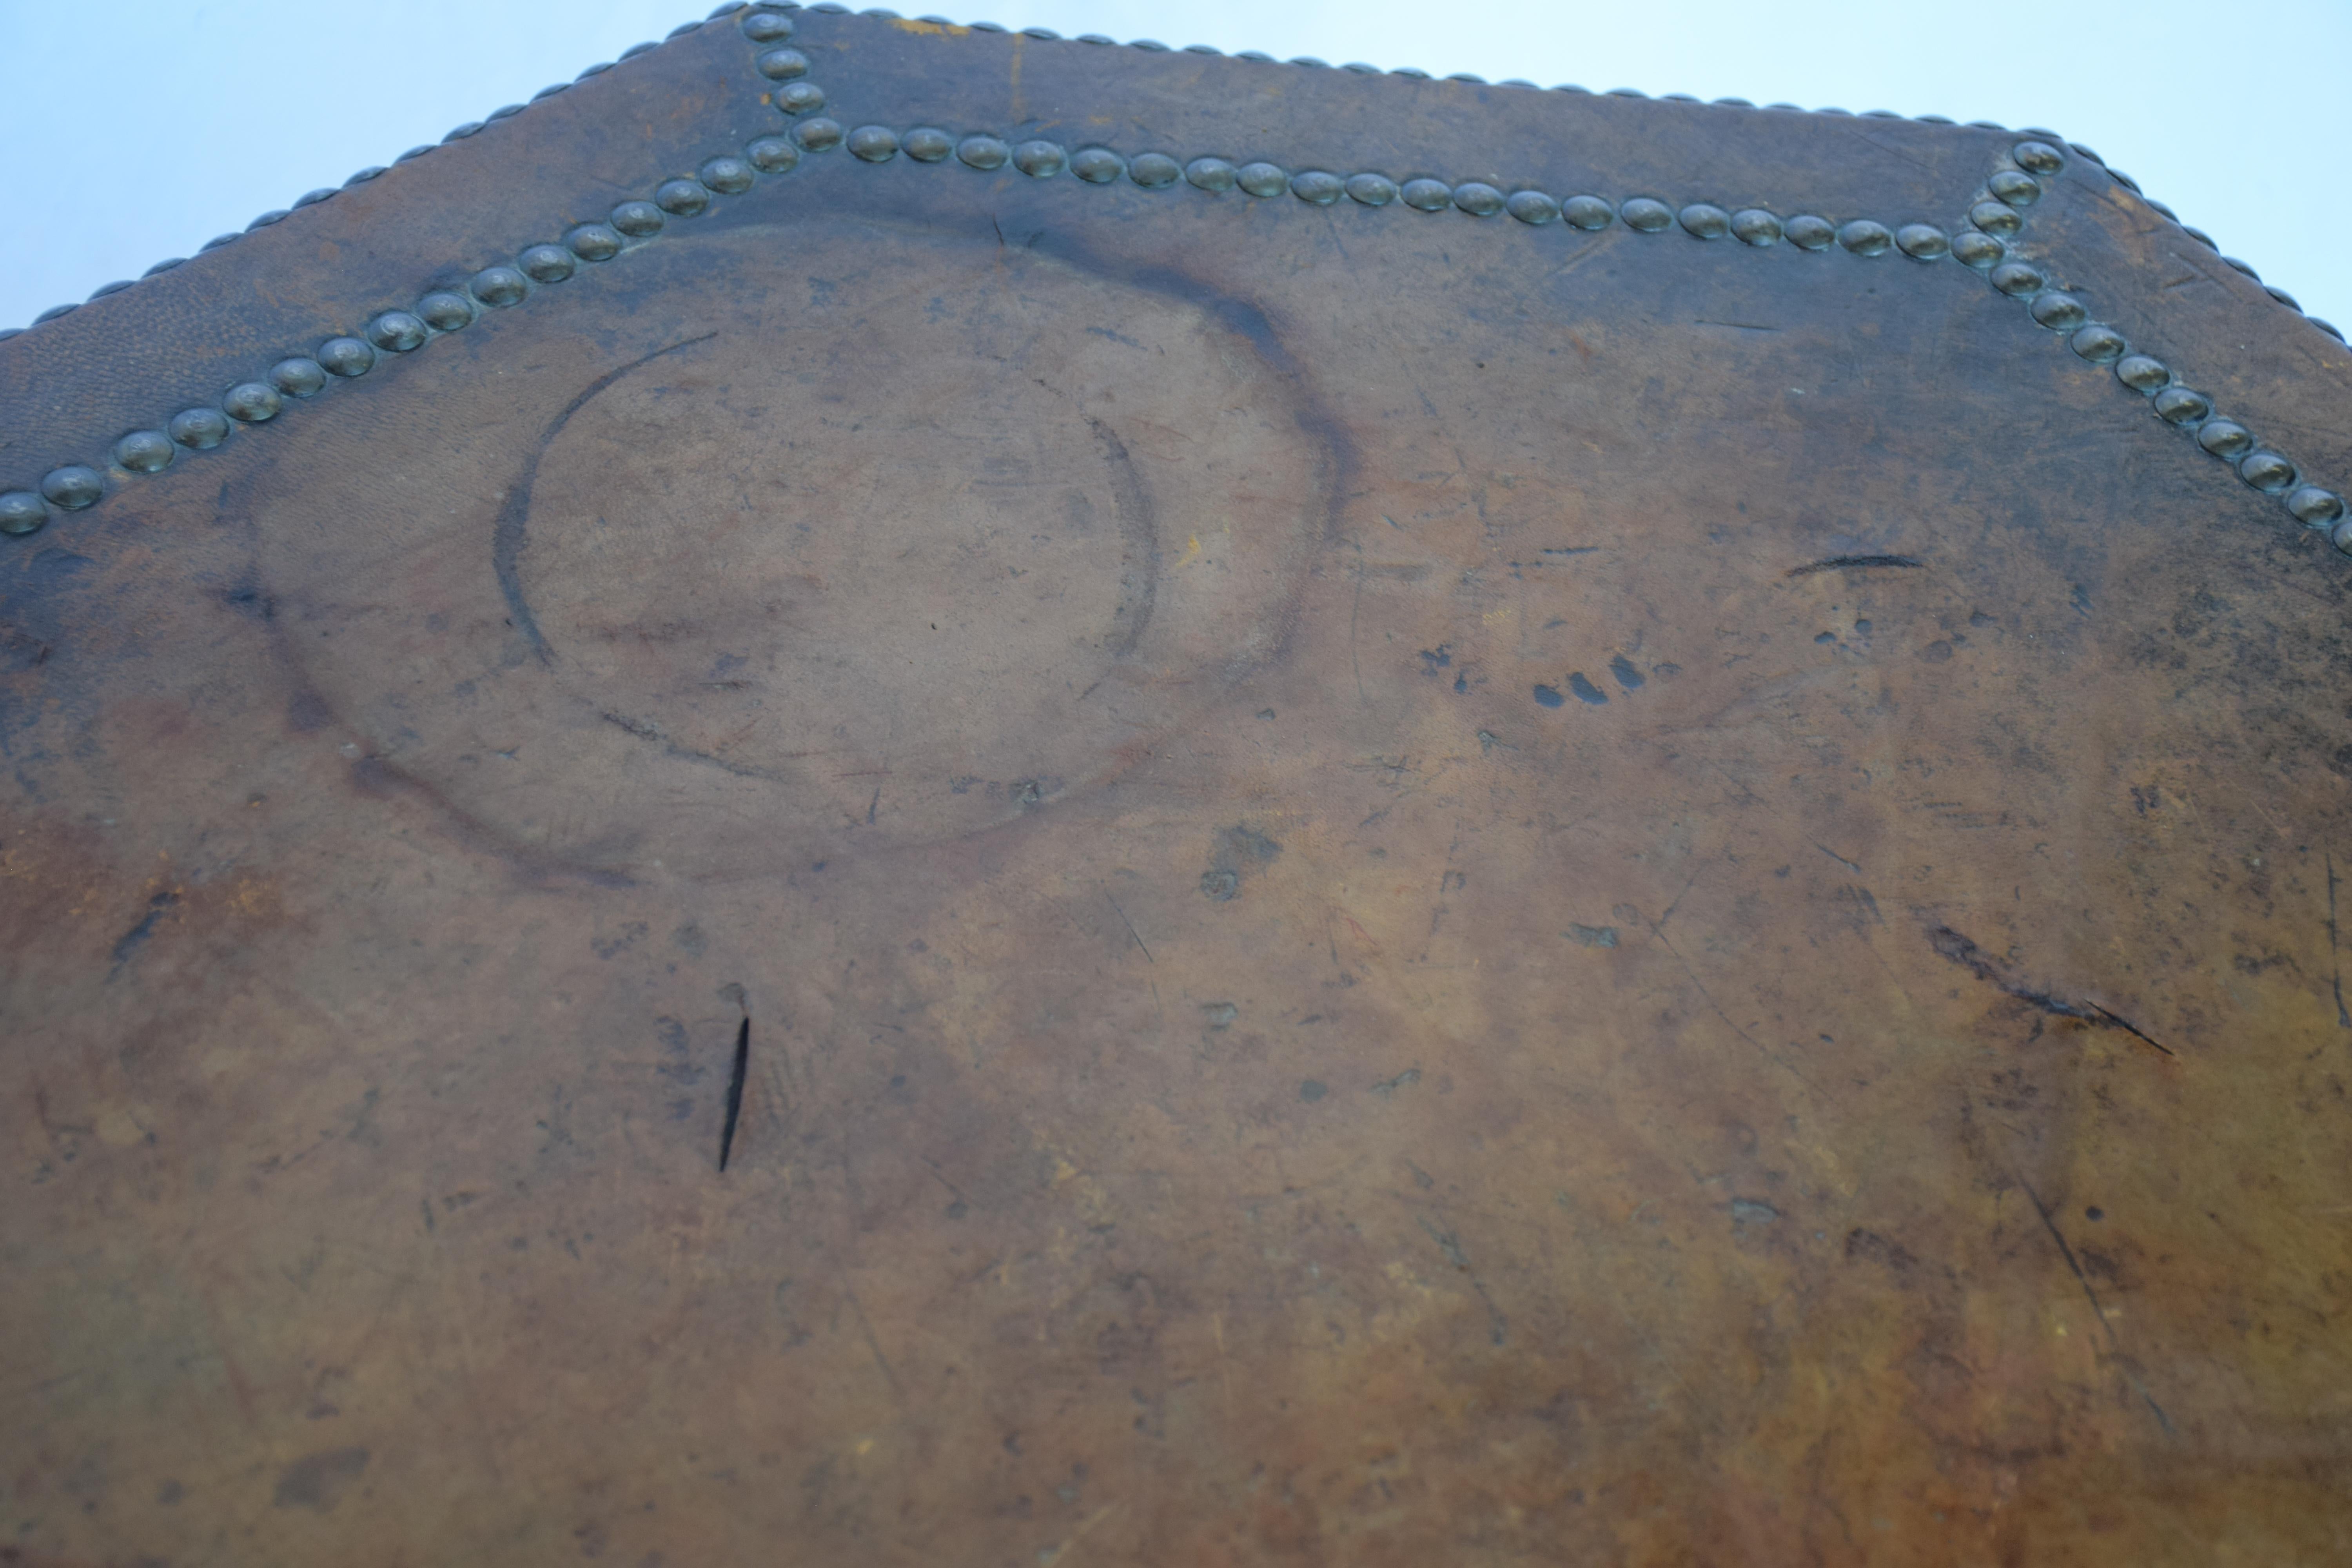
[1,3,2341,563]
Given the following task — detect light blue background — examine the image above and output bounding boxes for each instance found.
[2,0,2345,330]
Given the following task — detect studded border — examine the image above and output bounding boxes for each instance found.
[1,1,2344,557]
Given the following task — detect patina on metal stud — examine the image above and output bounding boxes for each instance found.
[655,179,711,217]
[743,10,795,42]
[1837,220,1893,256]
[776,82,826,115]
[610,201,666,240]
[2288,486,2346,527]
[89,281,133,299]
[2196,419,2254,458]
[2114,354,2169,392]
[1563,195,1614,230]
[518,246,576,285]
[1678,203,1730,239]
[1346,173,1399,207]
[2153,387,2211,425]
[114,430,175,474]
[757,47,809,78]
[1291,170,1344,205]
[0,492,47,535]
[41,466,104,508]
[848,125,900,162]
[2028,291,2088,331]
[1239,163,1289,198]
[1506,190,1561,225]
[1070,147,1125,183]
[1129,153,1182,189]
[2239,451,2297,493]
[1969,201,2022,237]
[318,337,376,377]
[1784,215,1835,250]
[270,358,328,397]
[700,156,756,193]
[1895,223,1950,260]
[1013,141,1068,178]
[2012,140,2065,174]
[1989,261,2045,297]
[2332,517,2352,555]
[1730,209,1780,245]
[416,294,473,334]
[1621,198,1673,232]
[168,408,231,449]
[744,138,799,175]
[471,266,530,307]
[1988,170,2041,207]
[903,128,953,163]
[1950,231,2004,269]
[2069,324,2127,363]
[222,383,283,424]
[957,134,1010,171]
[367,309,429,350]
[1400,178,1450,211]
[564,224,624,263]
[1188,158,1241,193]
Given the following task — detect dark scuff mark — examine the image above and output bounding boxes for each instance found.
[718,1016,750,1173]
[107,891,178,980]
[1927,926,2174,1056]
[1608,654,1644,690]
[1785,555,1923,577]
[2329,854,2350,1027]
[1566,672,1608,705]
[494,332,718,663]
[1083,414,1158,657]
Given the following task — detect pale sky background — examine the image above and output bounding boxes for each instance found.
[2,0,2346,333]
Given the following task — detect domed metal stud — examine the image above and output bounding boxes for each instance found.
[114,430,175,474]
[848,125,900,162]
[471,265,530,307]
[756,47,809,78]
[2196,419,2254,457]
[168,408,231,449]
[345,165,388,185]
[486,104,524,121]
[1968,201,2022,237]
[1130,153,1182,188]
[776,82,826,115]
[744,137,799,174]
[221,383,283,424]
[445,123,483,142]
[1291,170,1343,205]
[902,127,953,163]
[1784,215,1835,250]
[89,281,133,299]
[0,492,47,536]
[1189,158,1240,193]
[2265,285,2301,311]
[2028,291,2088,330]
[248,211,290,229]
[270,357,328,396]
[1346,173,1399,207]
[701,156,756,193]
[1563,195,1615,229]
[2013,140,2065,174]
[2313,319,2344,341]
[1621,198,1673,232]
[1678,202,1730,239]
[1395,67,1432,80]
[1013,140,1067,177]
[2288,486,2345,527]
[1400,178,1450,211]
[565,223,624,262]
[1989,261,2045,297]
[2332,517,2352,556]
[413,294,471,335]
[957,134,1010,170]
[2108,169,2142,194]
[1988,170,2041,207]
[655,179,711,217]
[40,466,104,508]
[1023,25,1060,37]
[1071,147,1124,183]
[1239,162,1289,198]
[519,246,576,284]
[1895,223,1949,260]
[2153,387,2211,425]
[607,200,664,236]
[1730,208,1780,245]
[1837,219,1893,256]
[318,336,376,377]
[367,309,429,350]
[2114,354,2169,392]
[1951,231,2004,269]
[2069,323,2127,363]
[1506,190,1561,225]
[396,145,433,162]
[2223,257,2261,280]
[743,10,795,42]
[2238,451,2297,493]
[143,258,187,276]
[529,85,568,103]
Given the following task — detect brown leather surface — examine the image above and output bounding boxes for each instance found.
[5,9,2350,1566]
